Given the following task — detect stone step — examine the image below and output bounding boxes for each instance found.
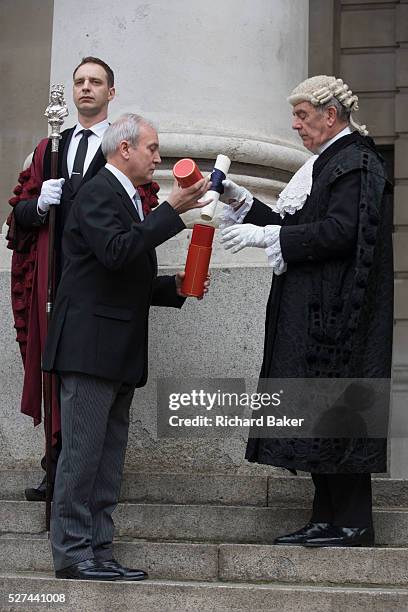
[1,501,408,546]
[1,537,408,588]
[1,573,408,611]
[1,470,407,508]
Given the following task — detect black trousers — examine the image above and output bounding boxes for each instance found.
[51,372,135,570]
[311,473,373,528]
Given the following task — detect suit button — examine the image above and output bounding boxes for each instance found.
[301,242,308,247]
[307,255,314,261]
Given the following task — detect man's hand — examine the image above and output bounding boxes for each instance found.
[221,224,266,253]
[175,271,211,300]
[220,179,253,209]
[37,178,65,214]
[167,177,211,214]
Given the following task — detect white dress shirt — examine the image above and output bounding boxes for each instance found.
[317,126,352,155]
[67,118,110,178]
[37,118,110,218]
[105,163,144,220]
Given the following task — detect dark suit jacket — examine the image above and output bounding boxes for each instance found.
[13,127,106,228]
[13,126,107,280]
[42,167,185,386]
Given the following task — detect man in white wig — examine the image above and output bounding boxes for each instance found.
[221,76,393,547]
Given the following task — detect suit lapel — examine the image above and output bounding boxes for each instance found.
[81,146,106,186]
[61,128,75,180]
[119,190,142,223]
[100,167,141,223]
[100,168,158,271]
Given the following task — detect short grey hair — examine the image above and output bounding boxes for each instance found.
[317,97,351,123]
[101,113,156,158]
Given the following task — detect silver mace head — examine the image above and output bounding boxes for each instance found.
[44,84,69,151]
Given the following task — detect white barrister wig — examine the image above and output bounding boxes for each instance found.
[288,75,368,136]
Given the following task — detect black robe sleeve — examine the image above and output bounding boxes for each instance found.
[13,197,46,228]
[280,170,361,264]
[243,197,284,227]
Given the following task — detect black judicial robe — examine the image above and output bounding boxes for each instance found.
[245,132,393,473]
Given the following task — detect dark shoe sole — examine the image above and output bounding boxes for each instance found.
[302,540,374,548]
[55,573,120,581]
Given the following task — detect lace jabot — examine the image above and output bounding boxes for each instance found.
[272,154,318,218]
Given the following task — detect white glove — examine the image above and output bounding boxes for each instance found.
[220,179,253,209]
[37,178,65,214]
[221,223,266,253]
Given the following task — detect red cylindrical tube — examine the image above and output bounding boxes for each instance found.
[173,158,203,188]
[181,224,215,297]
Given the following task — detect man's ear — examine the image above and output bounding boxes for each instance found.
[119,140,130,160]
[327,105,337,128]
[108,86,115,102]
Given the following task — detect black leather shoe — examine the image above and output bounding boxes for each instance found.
[24,474,55,502]
[55,559,122,580]
[274,522,332,545]
[24,485,46,502]
[98,559,148,581]
[303,526,375,547]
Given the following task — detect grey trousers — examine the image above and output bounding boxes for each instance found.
[51,372,135,571]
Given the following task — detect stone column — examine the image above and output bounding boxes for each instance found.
[51,0,308,217]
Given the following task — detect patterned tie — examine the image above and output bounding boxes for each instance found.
[71,129,92,192]
[133,193,144,220]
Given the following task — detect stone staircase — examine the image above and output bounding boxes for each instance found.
[1,471,408,611]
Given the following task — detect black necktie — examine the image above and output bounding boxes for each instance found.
[71,129,92,192]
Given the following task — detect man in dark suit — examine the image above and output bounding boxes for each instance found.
[42,113,210,580]
[9,56,116,500]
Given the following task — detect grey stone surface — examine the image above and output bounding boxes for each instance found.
[0,538,218,581]
[3,500,408,546]
[218,544,408,586]
[119,473,268,507]
[3,257,407,476]
[2,537,408,588]
[0,501,45,535]
[0,471,44,500]
[0,266,274,473]
[113,505,408,547]
[3,470,408,508]
[267,475,408,509]
[1,574,408,612]
[340,7,395,48]
[0,0,53,224]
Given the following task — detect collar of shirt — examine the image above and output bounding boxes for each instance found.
[105,163,144,220]
[67,119,110,178]
[73,118,109,140]
[317,125,352,155]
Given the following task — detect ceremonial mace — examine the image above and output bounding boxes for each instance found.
[44,85,68,531]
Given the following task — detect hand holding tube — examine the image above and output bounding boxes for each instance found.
[176,271,211,300]
[167,177,211,214]
[220,179,253,209]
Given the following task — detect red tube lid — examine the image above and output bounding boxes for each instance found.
[173,159,203,188]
